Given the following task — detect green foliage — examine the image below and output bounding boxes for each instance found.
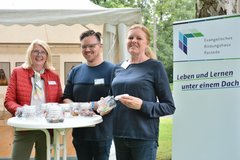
[150,0,195,82]
[91,0,195,82]
[91,0,139,8]
[158,117,173,160]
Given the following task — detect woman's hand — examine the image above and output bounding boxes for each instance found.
[118,95,142,110]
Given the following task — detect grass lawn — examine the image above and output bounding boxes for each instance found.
[157,117,173,160]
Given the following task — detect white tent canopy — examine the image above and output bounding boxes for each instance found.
[0,0,142,62]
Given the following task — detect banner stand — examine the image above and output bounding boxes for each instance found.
[172,14,240,160]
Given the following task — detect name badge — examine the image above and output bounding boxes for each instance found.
[94,78,105,85]
[121,60,130,69]
[48,81,56,85]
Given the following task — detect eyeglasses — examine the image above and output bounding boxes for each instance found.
[32,50,47,56]
[81,43,100,50]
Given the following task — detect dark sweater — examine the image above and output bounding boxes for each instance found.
[62,61,115,141]
[111,59,175,140]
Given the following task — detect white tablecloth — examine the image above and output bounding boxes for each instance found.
[7,115,103,160]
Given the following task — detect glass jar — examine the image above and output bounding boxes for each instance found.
[21,105,37,119]
[59,103,72,118]
[70,102,81,116]
[97,96,116,113]
[45,103,64,123]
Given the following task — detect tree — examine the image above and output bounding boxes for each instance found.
[148,0,195,82]
[196,0,240,18]
[91,0,195,82]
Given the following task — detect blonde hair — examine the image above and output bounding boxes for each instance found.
[22,39,55,70]
[128,24,157,60]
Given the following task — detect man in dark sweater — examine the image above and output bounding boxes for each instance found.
[62,30,115,160]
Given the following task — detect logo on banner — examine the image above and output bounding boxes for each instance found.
[179,29,204,55]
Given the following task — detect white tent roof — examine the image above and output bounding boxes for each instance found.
[0,8,140,26]
[0,0,104,9]
[0,0,141,26]
[0,0,142,62]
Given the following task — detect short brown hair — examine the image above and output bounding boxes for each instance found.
[80,30,101,43]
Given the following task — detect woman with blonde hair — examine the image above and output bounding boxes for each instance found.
[111,24,175,160]
[5,39,62,160]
